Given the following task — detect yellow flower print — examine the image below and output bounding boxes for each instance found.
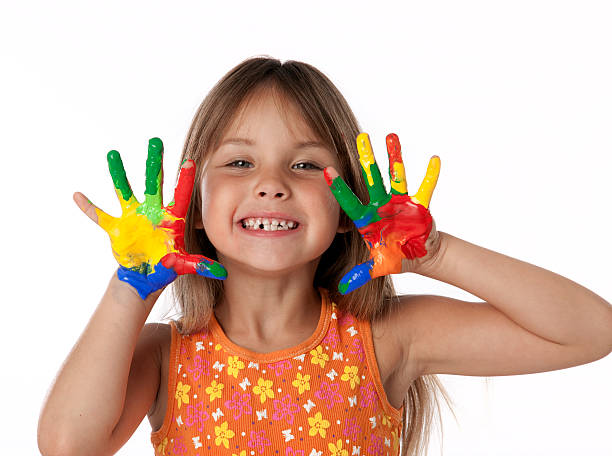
[382,413,393,427]
[328,439,349,456]
[292,372,311,394]
[215,343,223,351]
[310,345,329,368]
[214,421,235,449]
[308,411,331,438]
[175,381,191,409]
[232,451,247,456]
[205,380,224,402]
[253,377,275,403]
[156,437,168,456]
[391,429,400,453]
[227,355,245,378]
[340,365,360,390]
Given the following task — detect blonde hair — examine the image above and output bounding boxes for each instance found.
[171,56,452,456]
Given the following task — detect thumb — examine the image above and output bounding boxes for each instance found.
[338,259,375,295]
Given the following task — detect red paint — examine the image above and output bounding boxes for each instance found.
[168,161,195,219]
[161,252,210,275]
[386,133,402,164]
[356,193,432,277]
[323,168,334,186]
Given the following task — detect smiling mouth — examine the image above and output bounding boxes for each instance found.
[240,217,299,231]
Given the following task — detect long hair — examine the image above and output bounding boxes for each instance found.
[170,56,453,455]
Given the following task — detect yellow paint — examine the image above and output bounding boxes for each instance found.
[356,133,376,187]
[95,200,176,270]
[411,156,441,209]
[390,161,407,194]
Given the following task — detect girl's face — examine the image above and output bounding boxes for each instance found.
[199,89,343,276]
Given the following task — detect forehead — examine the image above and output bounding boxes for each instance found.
[222,85,322,144]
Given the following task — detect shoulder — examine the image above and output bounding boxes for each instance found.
[369,294,424,387]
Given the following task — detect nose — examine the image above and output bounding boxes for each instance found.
[253,171,291,200]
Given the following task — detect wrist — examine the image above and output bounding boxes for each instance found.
[108,271,162,314]
[414,231,450,277]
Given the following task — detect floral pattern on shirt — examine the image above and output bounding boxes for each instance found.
[152,297,402,456]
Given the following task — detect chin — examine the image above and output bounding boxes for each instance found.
[220,252,319,277]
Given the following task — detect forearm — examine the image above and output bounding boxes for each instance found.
[419,232,612,352]
[38,273,160,454]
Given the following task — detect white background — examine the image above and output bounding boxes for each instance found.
[1,1,611,454]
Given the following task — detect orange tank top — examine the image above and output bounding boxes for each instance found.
[151,290,404,456]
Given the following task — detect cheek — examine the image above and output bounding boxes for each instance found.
[313,186,341,228]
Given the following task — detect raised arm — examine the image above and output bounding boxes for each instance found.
[38,138,225,455]
[326,132,612,386]
[400,232,612,378]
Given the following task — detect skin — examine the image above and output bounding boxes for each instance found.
[324,132,441,294]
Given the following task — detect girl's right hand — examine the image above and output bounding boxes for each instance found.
[74,137,227,300]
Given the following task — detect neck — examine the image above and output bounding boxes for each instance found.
[214,259,322,343]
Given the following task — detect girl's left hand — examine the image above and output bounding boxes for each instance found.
[324,133,441,295]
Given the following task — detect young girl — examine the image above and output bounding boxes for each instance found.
[38,57,612,456]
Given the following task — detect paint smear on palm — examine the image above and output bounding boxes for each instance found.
[96,141,176,272]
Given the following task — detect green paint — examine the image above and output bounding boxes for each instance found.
[107,150,133,201]
[206,261,228,279]
[338,282,349,294]
[145,137,163,197]
[362,163,389,204]
[329,176,365,221]
[137,200,165,226]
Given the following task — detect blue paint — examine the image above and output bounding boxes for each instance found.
[338,258,374,295]
[117,262,178,300]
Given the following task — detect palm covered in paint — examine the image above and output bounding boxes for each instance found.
[324,133,441,295]
[75,137,226,299]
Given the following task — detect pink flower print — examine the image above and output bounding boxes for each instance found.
[247,429,271,455]
[267,359,292,377]
[184,401,210,432]
[337,312,354,328]
[224,390,252,420]
[285,446,306,456]
[171,436,187,455]
[322,326,339,348]
[272,393,300,424]
[359,381,378,411]
[342,416,363,440]
[187,355,210,381]
[349,337,365,363]
[314,381,343,409]
[367,434,384,456]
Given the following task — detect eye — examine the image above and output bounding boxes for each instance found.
[293,162,322,170]
[227,159,253,168]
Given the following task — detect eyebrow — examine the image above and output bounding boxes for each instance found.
[220,137,327,149]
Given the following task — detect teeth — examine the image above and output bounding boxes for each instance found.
[241,217,298,231]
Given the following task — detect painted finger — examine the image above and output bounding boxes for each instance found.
[356,133,388,204]
[386,133,407,195]
[167,160,195,219]
[144,137,164,209]
[107,150,138,213]
[323,167,366,222]
[162,252,227,279]
[411,156,441,209]
[338,259,374,295]
[73,191,114,227]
